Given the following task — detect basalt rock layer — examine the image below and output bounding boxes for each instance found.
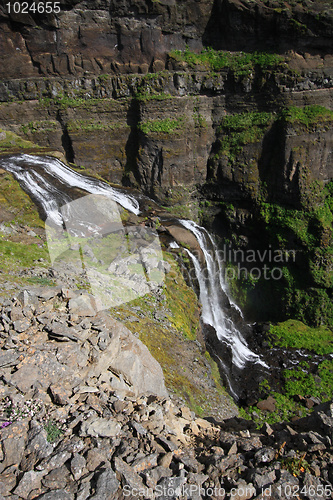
[0,0,332,78]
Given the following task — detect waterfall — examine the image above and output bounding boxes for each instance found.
[180,220,267,370]
[0,153,267,389]
[1,154,140,219]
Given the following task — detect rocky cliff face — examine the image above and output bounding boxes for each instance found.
[0,0,333,326]
[1,0,332,78]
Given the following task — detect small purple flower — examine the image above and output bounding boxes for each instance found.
[1,422,11,429]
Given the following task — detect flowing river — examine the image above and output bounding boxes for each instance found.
[0,153,268,399]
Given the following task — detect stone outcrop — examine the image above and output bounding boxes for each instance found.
[0,288,332,498]
[0,287,168,401]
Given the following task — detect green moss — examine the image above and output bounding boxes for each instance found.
[164,254,199,340]
[279,105,333,128]
[269,320,333,354]
[109,251,234,416]
[240,391,309,427]
[216,111,274,162]
[0,239,49,270]
[67,120,128,133]
[204,351,227,396]
[135,92,173,102]
[138,117,185,135]
[169,47,286,75]
[0,129,41,153]
[21,120,59,135]
[0,172,45,228]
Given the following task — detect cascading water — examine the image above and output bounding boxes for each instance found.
[1,154,140,221]
[0,153,267,399]
[180,220,267,370]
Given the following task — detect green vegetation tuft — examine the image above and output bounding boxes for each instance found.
[279,105,333,128]
[269,319,333,354]
[0,129,41,153]
[45,420,63,443]
[67,120,128,133]
[169,47,286,75]
[0,172,45,228]
[21,120,58,135]
[138,117,185,135]
[216,111,274,162]
[0,239,49,270]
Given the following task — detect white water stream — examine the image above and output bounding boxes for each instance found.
[180,220,267,370]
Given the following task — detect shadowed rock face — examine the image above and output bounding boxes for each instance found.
[0,0,332,78]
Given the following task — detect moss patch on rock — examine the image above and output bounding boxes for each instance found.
[269,319,333,355]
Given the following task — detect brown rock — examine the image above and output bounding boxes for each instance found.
[257,396,276,412]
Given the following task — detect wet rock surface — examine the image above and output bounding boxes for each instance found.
[0,288,332,499]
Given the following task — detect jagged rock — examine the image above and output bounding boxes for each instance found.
[158,452,174,468]
[37,490,73,500]
[46,322,80,342]
[17,290,38,308]
[114,456,146,492]
[90,468,119,499]
[25,424,53,462]
[132,452,158,473]
[70,453,87,481]
[249,469,276,490]
[42,465,70,490]
[157,476,187,500]
[231,480,256,500]
[13,318,31,333]
[49,384,72,406]
[0,350,20,368]
[68,294,97,317]
[254,448,276,465]
[38,450,72,473]
[178,450,203,473]
[13,469,46,499]
[80,417,121,438]
[1,420,29,469]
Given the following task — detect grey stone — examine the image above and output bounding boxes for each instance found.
[68,294,97,317]
[70,453,86,481]
[302,472,326,500]
[13,318,31,332]
[39,450,71,472]
[90,468,120,499]
[157,476,187,500]
[18,290,38,308]
[250,469,276,490]
[37,490,73,500]
[132,452,158,473]
[46,322,79,342]
[42,465,69,490]
[76,483,91,500]
[145,466,173,488]
[254,447,276,464]
[1,420,29,468]
[0,350,20,368]
[114,456,146,491]
[26,425,53,461]
[80,417,121,438]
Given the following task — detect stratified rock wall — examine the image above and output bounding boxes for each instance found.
[1,0,332,78]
